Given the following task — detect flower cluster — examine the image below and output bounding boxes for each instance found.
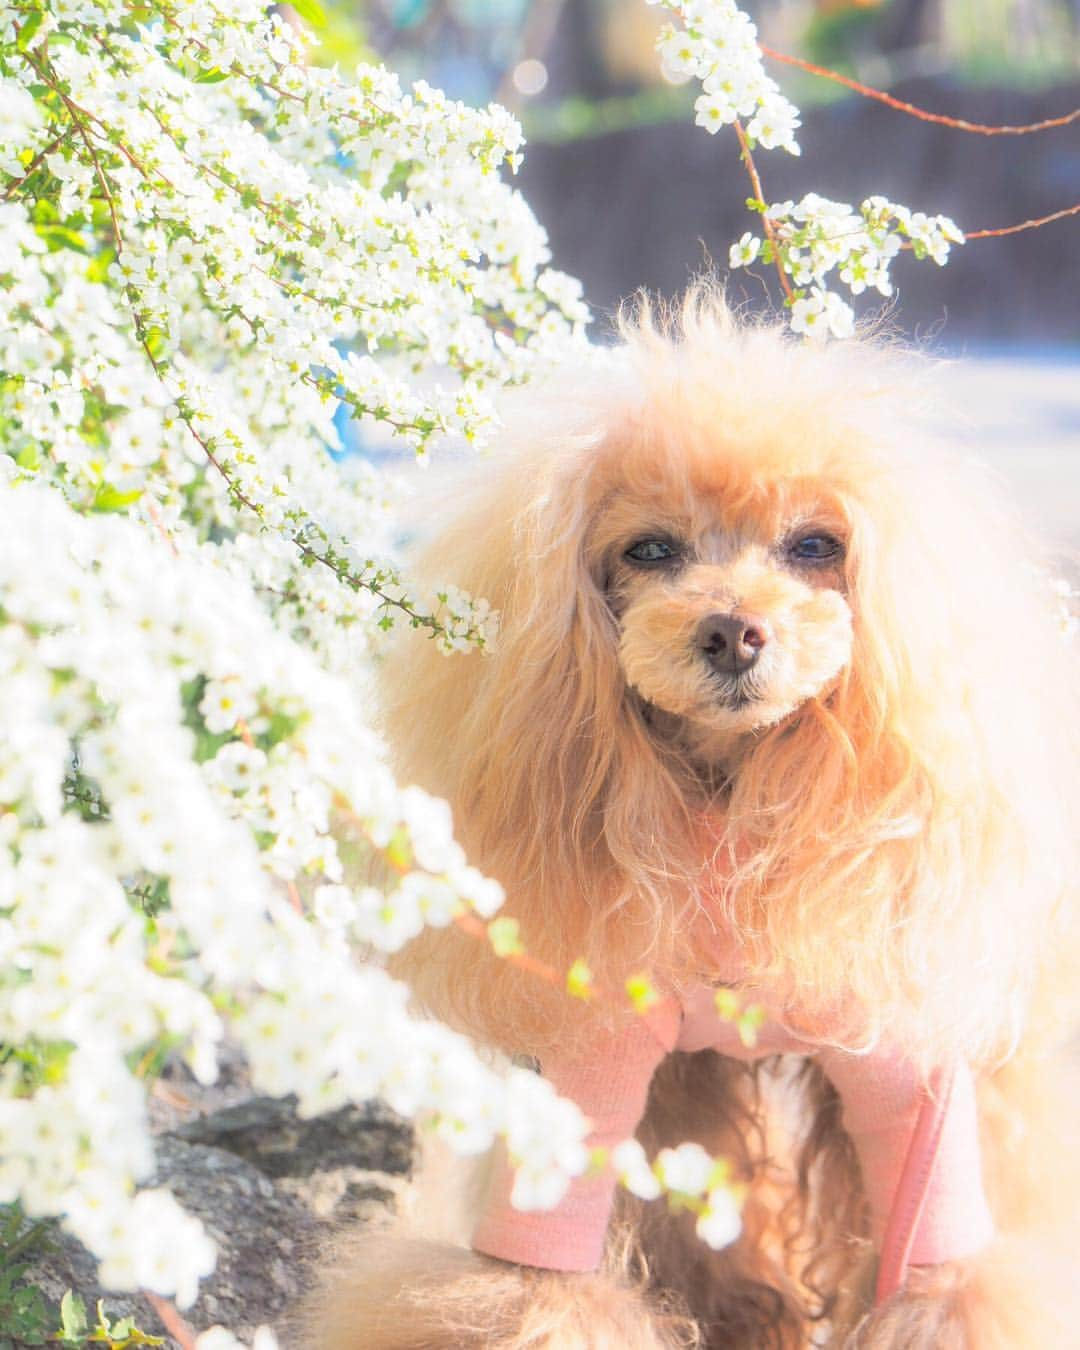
[0,0,598,1328]
[1,0,588,664]
[613,1139,743,1250]
[654,1,968,337]
[0,465,600,1304]
[649,0,801,153]
[731,194,964,339]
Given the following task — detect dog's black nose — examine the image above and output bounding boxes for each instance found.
[697,613,769,674]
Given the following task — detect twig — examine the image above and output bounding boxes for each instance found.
[145,499,180,557]
[453,910,568,986]
[966,202,1080,240]
[732,121,792,301]
[21,53,124,255]
[143,1293,196,1350]
[2,131,70,200]
[760,45,1080,136]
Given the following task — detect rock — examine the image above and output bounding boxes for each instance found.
[17,1095,414,1348]
[174,1096,412,1182]
[174,1095,413,1225]
[148,1135,321,1339]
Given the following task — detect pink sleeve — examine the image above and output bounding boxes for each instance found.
[819,1047,994,1265]
[472,1003,681,1272]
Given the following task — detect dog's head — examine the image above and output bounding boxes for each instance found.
[594,422,855,758]
[386,292,1076,1059]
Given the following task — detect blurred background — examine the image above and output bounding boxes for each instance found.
[307,0,1080,543]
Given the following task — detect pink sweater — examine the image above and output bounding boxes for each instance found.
[473,985,994,1274]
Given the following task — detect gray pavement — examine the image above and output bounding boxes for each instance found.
[942,353,1079,553]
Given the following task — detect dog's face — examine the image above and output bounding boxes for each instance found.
[591,447,855,748]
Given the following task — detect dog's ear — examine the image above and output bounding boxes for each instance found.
[725,444,1077,1063]
[381,428,669,1047]
[383,430,621,847]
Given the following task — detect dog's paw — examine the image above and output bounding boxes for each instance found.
[297,1231,699,1350]
[839,1238,1079,1349]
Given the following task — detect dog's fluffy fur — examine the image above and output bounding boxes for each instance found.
[303,293,1079,1348]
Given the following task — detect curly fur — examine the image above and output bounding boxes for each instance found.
[300,290,1079,1348]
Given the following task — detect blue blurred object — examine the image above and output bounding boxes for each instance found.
[389,0,431,30]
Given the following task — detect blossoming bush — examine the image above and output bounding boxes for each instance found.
[0,0,607,1332]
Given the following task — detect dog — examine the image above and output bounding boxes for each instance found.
[303,291,1079,1348]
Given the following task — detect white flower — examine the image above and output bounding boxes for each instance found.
[505,1068,590,1209]
[613,1138,662,1200]
[196,1332,244,1350]
[789,288,854,342]
[747,95,801,154]
[196,1327,279,1350]
[728,231,761,269]
[696,1186,742,1248]
[312,883,353,928]
[199,678,259,735]
[96,1190,216,1308]
[657,28,707,82]
[655,1141,714,1195]
[694,90,735,134]
[0,5,593,1315]
[206,741,267,792]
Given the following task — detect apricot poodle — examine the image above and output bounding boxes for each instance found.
[304,292,1079,1348]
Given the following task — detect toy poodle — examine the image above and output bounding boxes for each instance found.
[303,291,1079,1348]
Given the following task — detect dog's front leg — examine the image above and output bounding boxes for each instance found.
[299,1231,700,1350]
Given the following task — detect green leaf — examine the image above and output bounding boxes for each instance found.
[259,708,304,748]
[713,987,739,1021]
[566,958,593,1001]
[142,328,167,360]
[384,825,413,871]
[91,482,142,513]
[193,727,232,763]
[59,1290,88,1342]
[16,11,43,51]
[737,1004,767,1049]
[0,1207,21,1245]
[35,224,89,255]
[487,916,524,958]
[706,1157,733,1190]
[31,199,58,225]
[585,1145,608,1177]
[193,66,230,83]
[290,0,327,27]
[86,247,116,284]
[625,973,660,1013]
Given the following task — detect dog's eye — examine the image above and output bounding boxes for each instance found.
[625,538,679,565]
[789,533,844,563]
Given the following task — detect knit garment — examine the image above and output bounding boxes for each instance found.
[472,985,995,1273]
